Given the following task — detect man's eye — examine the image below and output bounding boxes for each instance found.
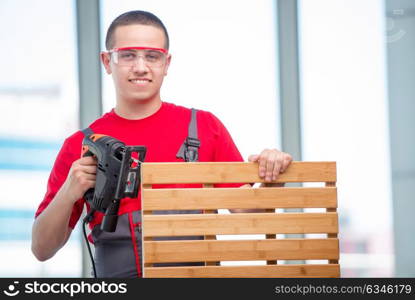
[119,52,135,59]
[145,52,162,61]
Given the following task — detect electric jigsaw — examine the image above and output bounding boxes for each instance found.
[81,133,146,232]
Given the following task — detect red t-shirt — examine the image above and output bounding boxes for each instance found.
[35,102,244,229]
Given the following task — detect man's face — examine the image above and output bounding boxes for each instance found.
[101,24,171,104]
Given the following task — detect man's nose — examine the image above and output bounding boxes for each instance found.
[131,56,148,73]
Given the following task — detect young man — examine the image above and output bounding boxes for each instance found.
[32,10,292,277]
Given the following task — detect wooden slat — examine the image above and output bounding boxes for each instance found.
[143,213,338,237]
[142,161,336,184]
[144,264,340,278]
[144,238,339,263]
[142,187,337,211]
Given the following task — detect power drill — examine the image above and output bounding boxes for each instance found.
[81,133,147,232]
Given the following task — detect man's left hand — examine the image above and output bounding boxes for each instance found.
[248,149,293,182]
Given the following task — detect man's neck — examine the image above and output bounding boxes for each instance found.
[114,99,162,120]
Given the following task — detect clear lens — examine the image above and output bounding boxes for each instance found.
[111,49,166,67]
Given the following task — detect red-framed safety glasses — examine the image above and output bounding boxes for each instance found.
[108,47,168,67]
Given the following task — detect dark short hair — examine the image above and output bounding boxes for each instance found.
[105,10,169,50]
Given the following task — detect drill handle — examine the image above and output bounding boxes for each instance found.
[81,146,96,205]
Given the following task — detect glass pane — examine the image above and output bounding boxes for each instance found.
[298,0,393,277]
[0,0,81,277]
[385,0,415,277]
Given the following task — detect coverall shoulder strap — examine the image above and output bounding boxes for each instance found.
[176,108,200,162]
[81,127,94,137]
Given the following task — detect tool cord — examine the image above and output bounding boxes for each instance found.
[82,209,97,278]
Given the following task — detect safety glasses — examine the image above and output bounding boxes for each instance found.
[108,47,168,68]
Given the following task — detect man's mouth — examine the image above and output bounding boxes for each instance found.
[129,78,152,84]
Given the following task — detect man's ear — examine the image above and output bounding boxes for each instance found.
[100,52,112,74]
[163,53,172,76]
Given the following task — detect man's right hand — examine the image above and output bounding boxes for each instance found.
[32,156,97,261]
[61,156,97,203]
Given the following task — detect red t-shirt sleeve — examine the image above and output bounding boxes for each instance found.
[35,134,84,229]
[206,112,244,163]
[205,112,253,188]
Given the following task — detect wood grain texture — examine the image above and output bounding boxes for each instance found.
[140,161,340,277]
[145,264,340,278]
[142,161,336,184]
[144,238,339,263]
[142,187,337,211]
[143,212,338,237]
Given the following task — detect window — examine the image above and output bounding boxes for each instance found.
[298,0,393,276]
[0,0,81,276]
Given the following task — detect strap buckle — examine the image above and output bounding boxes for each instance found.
[184,137,200,162]
[185,137,200,148]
